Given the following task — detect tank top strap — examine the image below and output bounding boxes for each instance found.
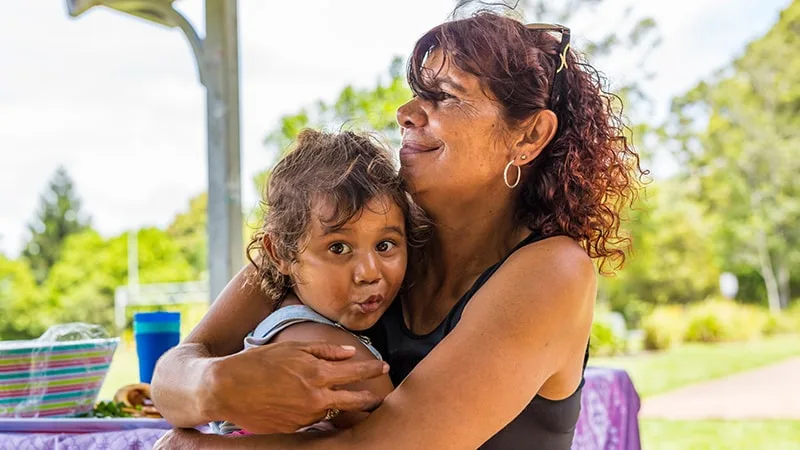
[458,231,548,304]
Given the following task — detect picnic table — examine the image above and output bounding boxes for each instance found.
[0,366,640,450]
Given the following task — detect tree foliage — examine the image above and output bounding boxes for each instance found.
[668,1,800,312]
[22,167,90,284]
[43,228,195,330]
[0,256,49,340]
[254,57,411,193]
[167,193,208,279]
[602,180,721,325]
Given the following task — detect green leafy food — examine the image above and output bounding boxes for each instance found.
[83,401,132,418]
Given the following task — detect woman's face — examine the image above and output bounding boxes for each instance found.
[396,49,513,201]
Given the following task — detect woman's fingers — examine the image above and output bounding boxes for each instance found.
[299,341,360,361]
[326,388,384,413]
[153,428,204,450]
[317,358,389,386]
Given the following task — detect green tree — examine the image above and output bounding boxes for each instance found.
[0,256,49,339]
[255,57,411,192]
[601,180,722,325]
[167,193,208,279]
[44,228,195,330]
[265,56,407,153]
[166,192,253,278]
[22,166,90,284]
[669,1,800,312]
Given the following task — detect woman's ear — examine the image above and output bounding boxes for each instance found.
[513,109,558,166]
[263,234,292,275]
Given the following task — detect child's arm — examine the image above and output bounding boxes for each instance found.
[270,322,394,428]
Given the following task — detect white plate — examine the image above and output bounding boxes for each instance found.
[0,417,173,433]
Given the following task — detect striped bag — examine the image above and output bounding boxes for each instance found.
[0,338,118,417]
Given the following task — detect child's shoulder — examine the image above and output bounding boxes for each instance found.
[246,304,382,362]
[271,320,354,345]
[248,304,334,339]
[271,321,380,362]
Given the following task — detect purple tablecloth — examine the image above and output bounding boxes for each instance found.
[0,366,640,450]
[572,367,641,450]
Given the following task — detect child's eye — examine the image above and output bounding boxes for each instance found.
[329,243,352,255]
[376,240,397,252]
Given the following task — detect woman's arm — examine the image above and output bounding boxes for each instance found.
[156,237,595,449]
[150,266,388,432]
[151,266,272,426]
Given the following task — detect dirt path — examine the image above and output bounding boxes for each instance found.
[640,357,800,420]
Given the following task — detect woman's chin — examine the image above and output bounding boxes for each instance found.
[399,166,432,193]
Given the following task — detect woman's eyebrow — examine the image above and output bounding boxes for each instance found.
[438,76,467,93]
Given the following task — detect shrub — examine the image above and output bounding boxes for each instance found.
[590,317,627,357]
[763,314,795,336]
[763,302,800,336]
[684,298,766,343]
[641,305,686,350]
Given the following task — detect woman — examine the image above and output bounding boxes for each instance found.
[152,11,643,449]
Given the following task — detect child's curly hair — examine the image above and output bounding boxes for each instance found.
[247,129,431,307]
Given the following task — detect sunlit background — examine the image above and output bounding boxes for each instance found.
[1,1,799,448]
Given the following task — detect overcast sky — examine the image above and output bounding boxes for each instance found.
[0,0,791,257]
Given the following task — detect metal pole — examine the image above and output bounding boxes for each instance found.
[65,0,244,303]
[204,0,243,302]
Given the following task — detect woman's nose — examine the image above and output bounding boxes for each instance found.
[396,97,428,129]
[353,253,381,285]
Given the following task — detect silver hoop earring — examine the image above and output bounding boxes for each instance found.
[504,159,521,189]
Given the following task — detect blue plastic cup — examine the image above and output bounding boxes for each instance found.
[134,311,181,384]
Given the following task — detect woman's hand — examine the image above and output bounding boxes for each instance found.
[205,340,389,434]
[153,428,206,450]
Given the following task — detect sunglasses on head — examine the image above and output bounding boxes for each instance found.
[525,23,571,107]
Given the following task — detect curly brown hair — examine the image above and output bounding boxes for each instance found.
[247,129,431,307]
[408,12,647,273]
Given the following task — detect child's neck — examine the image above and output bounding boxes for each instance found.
[278,292,303,308]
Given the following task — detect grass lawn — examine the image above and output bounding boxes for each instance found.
[641,419,800,450]
[590,334,800,397]
[98,343,139,400]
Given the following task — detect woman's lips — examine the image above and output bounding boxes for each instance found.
[357,295,383,314]
[400,142,441,157]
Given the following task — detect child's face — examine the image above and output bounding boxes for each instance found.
[290,195,408,331]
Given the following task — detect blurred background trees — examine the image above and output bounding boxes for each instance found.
[2,1,798,349]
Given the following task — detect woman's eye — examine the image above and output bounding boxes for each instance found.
[433,91,455,102]
[376,241,397,252]
[329,243,352,255]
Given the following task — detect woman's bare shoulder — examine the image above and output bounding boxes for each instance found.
[464,234,596,330]
[507,235,595,288]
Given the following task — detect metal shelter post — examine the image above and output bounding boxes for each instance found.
[66,0,243,303]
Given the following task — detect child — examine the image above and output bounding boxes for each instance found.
[212,129,429,435]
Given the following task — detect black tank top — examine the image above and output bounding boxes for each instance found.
[367,232,588,449]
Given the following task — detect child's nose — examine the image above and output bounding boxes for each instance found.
[354,253,381,284]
